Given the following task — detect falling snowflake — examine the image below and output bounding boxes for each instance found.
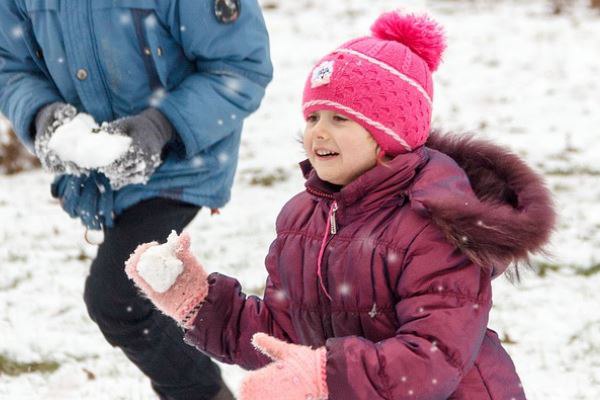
[119,12,132,25]
[338,283,351,296]
[217,119,224,126]
[149,88,166,107]
[230,113,237,120]
[223,76,243,93]
[387,251,399,264]
[217,152,229,164]
[273,289,287,302]
[430,340,439,353]
[126,306,133,312]
[10,25,24,39]
[191,156,204,168]
[57,57,65,64]
[144,14,158,29]
[180,25,187,32]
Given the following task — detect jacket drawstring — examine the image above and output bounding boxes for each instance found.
[317,201,338,301]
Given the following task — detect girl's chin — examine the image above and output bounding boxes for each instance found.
[315,170,346,186]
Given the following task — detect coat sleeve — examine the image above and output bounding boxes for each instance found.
[0,2,63,152]
[183,239,293,370]
[325,223,493,400]
[156,0,273,158]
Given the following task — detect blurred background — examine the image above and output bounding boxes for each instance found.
[1,0,599,398]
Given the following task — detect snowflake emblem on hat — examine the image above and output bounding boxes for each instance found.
[311,61,335,88]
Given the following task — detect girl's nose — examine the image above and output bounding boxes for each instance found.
[313,121,329,140]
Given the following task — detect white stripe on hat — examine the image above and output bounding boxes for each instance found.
[302,99,413,152]
[333,48,432,106]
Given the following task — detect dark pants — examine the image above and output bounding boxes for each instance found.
[84,198,230,400]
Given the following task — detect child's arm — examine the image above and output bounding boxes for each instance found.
[0,3,64,152]
[151,0,273,158]
[324,223,495,400]
[125,231,293,370]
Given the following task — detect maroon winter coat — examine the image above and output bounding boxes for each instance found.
[185,133,555,399]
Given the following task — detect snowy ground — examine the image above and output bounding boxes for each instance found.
[1,0,600,398]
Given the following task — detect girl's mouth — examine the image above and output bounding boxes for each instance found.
[315,149,340,159]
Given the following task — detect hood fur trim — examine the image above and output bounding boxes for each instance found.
[418,132,556,276]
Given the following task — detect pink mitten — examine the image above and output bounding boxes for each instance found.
[240,333,328,400]
[124,230,209,328]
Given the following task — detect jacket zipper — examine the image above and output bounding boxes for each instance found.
[330,202,338,234]
[317,200,338,338]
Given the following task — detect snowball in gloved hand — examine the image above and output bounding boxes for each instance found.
[48,113,132,169]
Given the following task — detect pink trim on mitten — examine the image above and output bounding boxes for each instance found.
[125,231,209,328]
[239,333,328,400]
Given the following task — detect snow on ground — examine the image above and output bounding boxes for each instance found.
[1,0,599,398]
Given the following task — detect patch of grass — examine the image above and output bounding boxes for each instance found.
[500,332,518,345]
[573,263,600,277]
[64,250,91,262]
[245,167,289,187]
[535,262,562,278]
[533,262,600,278]
[544,167,600,176]
[6,252,28,263]
[0,354,60,376]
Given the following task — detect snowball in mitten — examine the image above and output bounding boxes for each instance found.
[125,230,208,328]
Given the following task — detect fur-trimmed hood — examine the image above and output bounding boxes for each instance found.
[413,131,556,276]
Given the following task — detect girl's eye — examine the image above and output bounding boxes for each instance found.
[333,115,348,122]
[306,114,318,123]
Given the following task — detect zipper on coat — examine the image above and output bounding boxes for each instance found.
[330,202,338,235]
[317,200,338,300]
[319,234,336,339]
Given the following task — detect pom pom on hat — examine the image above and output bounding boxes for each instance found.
[371,11,446,72]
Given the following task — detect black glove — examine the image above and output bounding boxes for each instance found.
[99,108,173,190]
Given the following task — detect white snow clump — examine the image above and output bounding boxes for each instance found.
[137,231,183,293]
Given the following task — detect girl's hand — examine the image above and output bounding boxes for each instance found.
[240,333,328,400]
[124,231,209,328]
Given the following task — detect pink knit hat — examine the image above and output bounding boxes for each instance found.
[302,11,446,155]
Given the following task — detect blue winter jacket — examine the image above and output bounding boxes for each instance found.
[0,0,272,229]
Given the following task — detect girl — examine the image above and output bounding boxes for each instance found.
[125,11,554,400]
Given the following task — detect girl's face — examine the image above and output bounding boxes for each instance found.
[303,110,378,186]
